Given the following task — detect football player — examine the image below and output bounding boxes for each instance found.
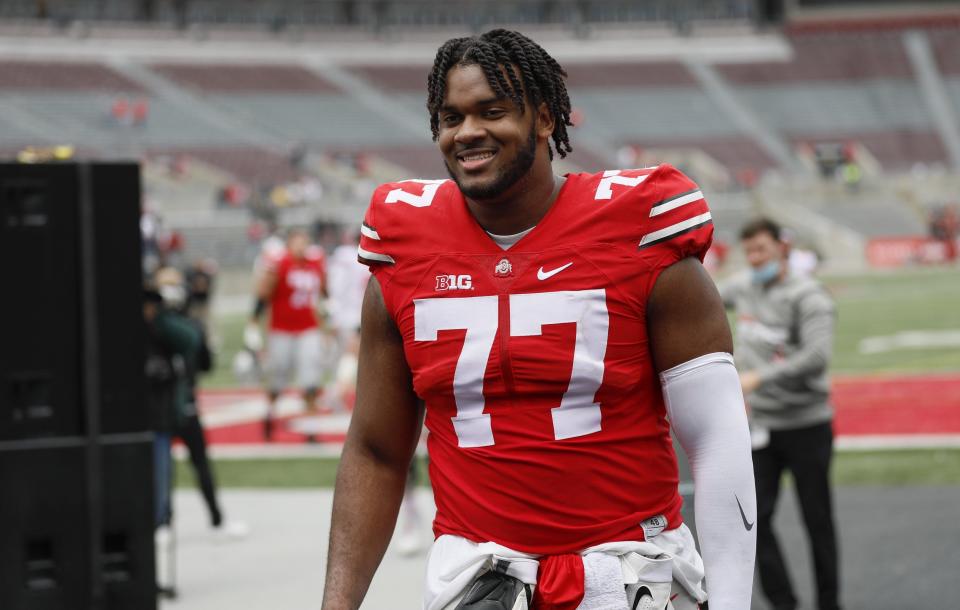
[247,227,328,440]
[323,30,756,610]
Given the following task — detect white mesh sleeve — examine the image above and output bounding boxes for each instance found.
[660,352,756,610]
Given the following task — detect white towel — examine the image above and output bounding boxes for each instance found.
[425,536,539,610]
[425,525,706,610]
[620,552,673,609]
[578,552,628,610]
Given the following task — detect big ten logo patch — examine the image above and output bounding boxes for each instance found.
[435,274,473,291]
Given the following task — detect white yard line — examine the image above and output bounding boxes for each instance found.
[836,434,960,450]
[858,330,960,354]
[174,443,345,459]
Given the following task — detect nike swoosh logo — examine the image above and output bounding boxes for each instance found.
[736,495,755,531]
[537,262,573,281]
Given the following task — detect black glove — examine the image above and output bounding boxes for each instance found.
[455,568,530,610]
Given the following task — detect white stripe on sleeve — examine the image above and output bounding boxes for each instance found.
[360,224,381,240]
[649,190,704,217]
[639,212,712,248]
[357,245,395,264]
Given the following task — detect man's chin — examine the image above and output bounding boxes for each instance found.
[444,159,521,201]
[447,171,504,201]
[460,182,512,201]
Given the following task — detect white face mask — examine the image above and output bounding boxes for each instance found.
[159,284,186,309]
[750,260,781,285]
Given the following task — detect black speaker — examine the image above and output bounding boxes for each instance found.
[99,440,156,609]
[0,162,155,610]
[0,166,82,440]
[0,445,87,609]
[88,164,147,435]
[0,163,145,439]
[0,440,155,610]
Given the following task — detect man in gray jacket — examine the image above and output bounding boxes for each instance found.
[720,218,841,610]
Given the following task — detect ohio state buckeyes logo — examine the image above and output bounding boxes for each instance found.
[493,258,513,277]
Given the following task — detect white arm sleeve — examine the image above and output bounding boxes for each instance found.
[660,352,756,610]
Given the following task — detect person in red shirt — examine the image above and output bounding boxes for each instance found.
[323,30,756,610]
[248,228,327,440]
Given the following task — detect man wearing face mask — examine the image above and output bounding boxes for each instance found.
[719,218,841,610]
[155,266,248,540]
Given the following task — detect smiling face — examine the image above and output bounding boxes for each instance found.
[437,63,549,202]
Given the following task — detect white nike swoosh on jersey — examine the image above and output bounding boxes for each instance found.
[537,262,573,280]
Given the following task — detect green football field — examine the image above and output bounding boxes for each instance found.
[176,448,960,489]
[190,267,960,488]
[822,268,960,374]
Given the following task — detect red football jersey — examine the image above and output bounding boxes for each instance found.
[358,166,713,555]
[268,247,326,333]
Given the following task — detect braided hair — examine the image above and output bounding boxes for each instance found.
[426,29,573,160]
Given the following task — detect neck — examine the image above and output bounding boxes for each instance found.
[464,160,563,235]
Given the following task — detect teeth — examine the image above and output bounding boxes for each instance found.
[462,151,494,162]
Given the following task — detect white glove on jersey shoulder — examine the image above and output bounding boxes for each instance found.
[660,352,756,610]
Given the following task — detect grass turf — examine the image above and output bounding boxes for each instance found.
[187,269,960,489]
[176,449,960,489]
[822,269,960,374]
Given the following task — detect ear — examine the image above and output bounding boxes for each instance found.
[535,101,555,141]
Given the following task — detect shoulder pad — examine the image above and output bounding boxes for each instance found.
[357,178,454,268]
[575,165,712,258]
[592,167,661,201]
[633,164,712,256]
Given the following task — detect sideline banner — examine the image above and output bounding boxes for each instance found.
[866,237,956,267]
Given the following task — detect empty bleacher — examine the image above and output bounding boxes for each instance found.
[347,64,430,92]
[212,93,427,146]
[928,27,960,76]
[0,60,144,91]
[1,13,958,270]
[630,137,778,174]
[0,0,755,30]
[818,200,927,238]
[717,30,915,83]
[149,63,339,92]
[162,147,299,185]
[1,22,955,177]
[712,28,957,172]
[792,132,949,168]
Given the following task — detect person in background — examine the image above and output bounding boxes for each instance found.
[719,218,841,610]
[325,228,369,410]
[155,266,248,540]
[143,280,197,534]
[184,259,218,324]
[246,228,328,440]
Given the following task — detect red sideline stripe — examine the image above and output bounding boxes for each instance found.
[198,388,310,411]
[197,374,960,444]
[201,415,347,445]
[833,374,960,436]
[201,387,280,397]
